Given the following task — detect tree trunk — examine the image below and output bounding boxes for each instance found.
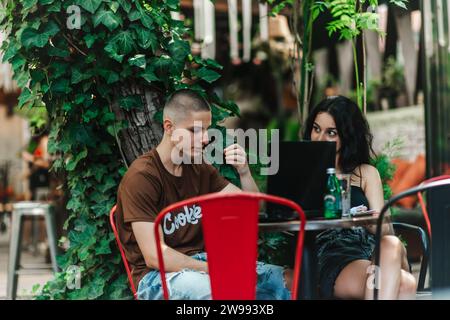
[111,84,164,166]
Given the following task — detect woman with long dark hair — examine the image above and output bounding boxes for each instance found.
[303,96,416,299]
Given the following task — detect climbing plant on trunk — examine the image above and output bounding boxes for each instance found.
[0,0,239,299]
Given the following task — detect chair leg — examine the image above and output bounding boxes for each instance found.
[298,233,318,299]
[7,211,24,300]
[31,216,39,256]
[45,207,59,272]
[418,253,428,291]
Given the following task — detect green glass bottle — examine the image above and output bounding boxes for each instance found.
[324,168,342,219]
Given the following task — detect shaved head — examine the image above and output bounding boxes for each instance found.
[163,89,211,122]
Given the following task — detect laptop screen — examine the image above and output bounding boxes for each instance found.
[266,141,336,213]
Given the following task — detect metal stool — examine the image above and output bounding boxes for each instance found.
[30,188,50,255]
[7,201,59,300]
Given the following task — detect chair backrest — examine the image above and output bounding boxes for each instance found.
[153,192,306,300]
[109,205,138,299]
[392,222,429,291]
[417,175,450,238]
[373,178,450,299]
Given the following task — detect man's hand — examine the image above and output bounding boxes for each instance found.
[221,143,259,193]
[224,143,250,176]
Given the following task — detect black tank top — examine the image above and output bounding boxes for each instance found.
[350,186,370,209]
[349,166,370,209]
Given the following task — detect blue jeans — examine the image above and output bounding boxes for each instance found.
[137,252,291,300]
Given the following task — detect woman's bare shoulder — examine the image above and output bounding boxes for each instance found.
[359,163,378,175]
[360,164,381,187]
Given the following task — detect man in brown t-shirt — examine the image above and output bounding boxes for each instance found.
[116,89,292,300]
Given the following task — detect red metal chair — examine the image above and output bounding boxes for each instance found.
[109,205,138,300]
[153,192,306,300]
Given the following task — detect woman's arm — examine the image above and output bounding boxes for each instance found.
[362,164,394,236]
[363,165,410,271]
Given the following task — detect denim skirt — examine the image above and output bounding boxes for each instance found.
[316,227,376,299]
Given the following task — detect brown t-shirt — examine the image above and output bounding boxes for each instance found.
[115,149,229,289]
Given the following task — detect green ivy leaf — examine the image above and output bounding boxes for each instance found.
[78,247,91,261]
[140,68,159,82]
[110,30,135,55]
[133,26,157,51]
[93,9,122,31]
[48,46,70,58]
[51,78,71,94]
[82,109,99,122]
[117,0,131,13]
[104,42,124,63]
[87,275,106,299]
[84,34,97,48]
[108,1,120,13]
[165,0,179,10]
[98,69,119,84]
[47,1,61,12]
[151,56,172,84]
[139,13,154,29]
[202,58,223,70]
[71,68,89,84]
[128,10,140,21]
[95,237,112,255]
[10,55,26,72]
[169,40,190,62]
[17,88,32,108]
[65,148,88,171]
[50,61,69,79]
[21,21,59,48]
[77,0,103,14]
[22,0,38,11]
[128,54,146,69]
[217,101,240,117]
[67,123,96,147]
[211,105,232,123]
[195,67,221,83]
[30,69,45,83]
[2,42,18,63]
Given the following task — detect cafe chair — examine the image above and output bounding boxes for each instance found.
[391,222,429,291]
[153,192,307,300]
[109,205,138,300]
[373,178,450,300]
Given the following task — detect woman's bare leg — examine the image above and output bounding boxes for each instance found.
[333,235,416,300]
[398,270,417,300]
[334,259,372,299]
[370,235,404,299]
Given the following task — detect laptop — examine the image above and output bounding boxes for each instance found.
[262,141,337,222]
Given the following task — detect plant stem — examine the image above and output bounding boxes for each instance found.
[359,0,367,114]
[300,0,313,123]
[362,30,367,114]
[292,0,302,124]
[352,39,362,109]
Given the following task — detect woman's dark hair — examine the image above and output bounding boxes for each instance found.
[303,96,376,174]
